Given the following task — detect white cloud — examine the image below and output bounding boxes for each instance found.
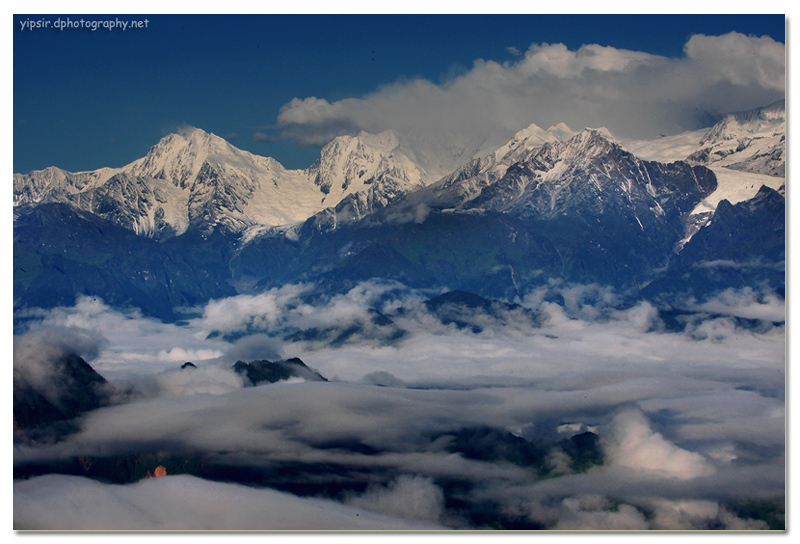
[346,475,445,522]
[692,287,785,322]
[515,42,656,78]
[552,496,649,530]
[13,474,445,530]
[16,296,233,380]
[683,32,785,90]
[13,327,103,399]
[602,408,715,480]
[265,32,784,176]
[153,365,246,397]
[196,283,312,336]
[614,300,663,332]
[648,498,769,530]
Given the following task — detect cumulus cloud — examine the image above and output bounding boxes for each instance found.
[516,42,655,77]
[602,408,715,480]
[196,283,312,337]
[219,333,285,363]
[614,301,663,332]
[683,32,785,90]
[262,32,784,176]
[193,279,422,341]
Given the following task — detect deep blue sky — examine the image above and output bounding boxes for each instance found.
[13,14,786,174]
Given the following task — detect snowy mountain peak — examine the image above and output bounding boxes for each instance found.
[583,126,616,141]
[687,100,785,177]
[492,122,565,163]
[427,122,717,235]
[310,129,426,200]
[699,100,785,145]
[354,129,401,151]
[127,127,285,189]
[553,128,620,163]
[545,122,576,141]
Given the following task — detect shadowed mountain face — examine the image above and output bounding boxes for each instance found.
[642,185,785,304]
[232,358,328,386]
[13,352,111,432]
[13,203,238,321]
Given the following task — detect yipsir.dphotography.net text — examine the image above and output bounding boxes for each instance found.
[18,16,149,32]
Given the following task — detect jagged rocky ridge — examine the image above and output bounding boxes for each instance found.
[385,128,718,236]
[232,357,328,385]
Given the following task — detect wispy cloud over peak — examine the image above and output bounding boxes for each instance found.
[266,32,784,175]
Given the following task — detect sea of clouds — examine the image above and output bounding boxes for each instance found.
[13,279,785,530]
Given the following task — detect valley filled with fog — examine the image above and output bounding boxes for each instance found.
[13,280,785,530]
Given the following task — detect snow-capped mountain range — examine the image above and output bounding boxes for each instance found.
[423,128,714,222]
[14,128,427,238]
[14,100,785,242]
[13,101,785,320]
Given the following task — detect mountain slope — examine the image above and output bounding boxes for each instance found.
[13,203,237,320]
[642,184,785,303]
[623,100,786,248]
[14,351,111,432]
[285,128,750,299]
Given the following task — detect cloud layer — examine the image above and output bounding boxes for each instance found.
[262,32,784,176]
[13,473,445,530]
[13,280,785,530]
